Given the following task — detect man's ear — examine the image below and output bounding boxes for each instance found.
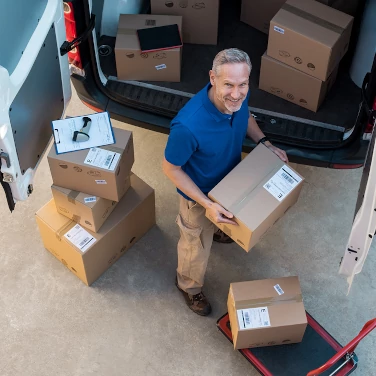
[209,70,215,86]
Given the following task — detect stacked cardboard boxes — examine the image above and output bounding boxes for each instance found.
[35,122,156,286]
[258,0,354,112]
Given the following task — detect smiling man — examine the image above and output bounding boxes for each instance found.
[163,48,288,316]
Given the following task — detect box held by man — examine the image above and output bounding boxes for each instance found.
[206,144,304,252]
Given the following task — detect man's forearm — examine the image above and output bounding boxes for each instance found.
[164,167,213,209]
[246,114,268,144]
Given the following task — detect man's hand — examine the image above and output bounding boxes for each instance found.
[266,143,288,162]
[206,202,238,226]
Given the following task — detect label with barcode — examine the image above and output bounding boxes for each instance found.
[274,26,285,34]
[95,180,107,184]
[237,307,271,330]
[263,165,302,202]
[274,284,284,295]
[64,224,96,252]
[155,64,167,70]
[84,196,97,204]
[145,19,156,26]
[84,148,121,171]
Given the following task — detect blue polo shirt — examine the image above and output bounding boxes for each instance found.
[165,82,250,201]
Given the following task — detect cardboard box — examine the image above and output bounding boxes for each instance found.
[267,0,353,80]
[47,127,134,202]
[115,14,183,82]
[206,144,304,252]
[51,183,128,232]
[259,53,338,112]
[241,0,286,34]
[227,276,308,350]
[151,0,219,45]
[35,174,156,286]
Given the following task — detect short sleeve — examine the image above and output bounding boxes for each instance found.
[165,122,198,166]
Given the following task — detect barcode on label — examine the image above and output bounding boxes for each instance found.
[274,284,284,295]
[244,312,250,325]
[104,155,112,167]
[145,19,156,26]
[79,237,90,247]
[282,172,294,184]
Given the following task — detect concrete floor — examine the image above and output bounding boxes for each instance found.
[1,86,375,376]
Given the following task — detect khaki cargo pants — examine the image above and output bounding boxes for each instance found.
[176,196,215,295]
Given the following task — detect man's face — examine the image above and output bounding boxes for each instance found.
[210,63,250,114]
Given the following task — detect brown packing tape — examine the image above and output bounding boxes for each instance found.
[68,190,80,204]
[55,220,76,241]
[281,3,345,34]
[101,145,124,154]
[235,294,303,310]
[72,215,81,223]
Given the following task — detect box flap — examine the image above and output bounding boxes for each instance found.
[36,199,75,232]
[274,0,353,48]
[231,276,303,304]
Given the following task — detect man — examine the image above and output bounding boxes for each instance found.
[162,48,288,316]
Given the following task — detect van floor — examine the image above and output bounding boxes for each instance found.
[98,0,361,129]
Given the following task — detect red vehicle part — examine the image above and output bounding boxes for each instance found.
[63,2,83,69]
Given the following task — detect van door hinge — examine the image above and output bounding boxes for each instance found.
[60,14,96,56]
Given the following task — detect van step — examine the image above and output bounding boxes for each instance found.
[106,79,344,147]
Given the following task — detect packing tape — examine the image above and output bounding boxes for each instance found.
[227,164,279,216]
[68,190,80,204]
[235,294,303,310]
[72,214,81,223]
[55,220,76,241]
[101,145,124,154]
[282,3,345,34]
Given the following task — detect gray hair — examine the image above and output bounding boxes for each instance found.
[212,48,252,75]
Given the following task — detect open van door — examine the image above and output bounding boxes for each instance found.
[0,0,72,211]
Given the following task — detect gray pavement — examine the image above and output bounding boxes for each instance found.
[1,86,375,376]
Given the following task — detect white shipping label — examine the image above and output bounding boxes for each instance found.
[237,307,271,330]
[274,284,284,295]
[274,26,285,34]
[64,224,96,252]
[155,64,167,70]
[84,196,97,204]
[84,148,121,171]
[95,180,107,185]
[263,165,302,202]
